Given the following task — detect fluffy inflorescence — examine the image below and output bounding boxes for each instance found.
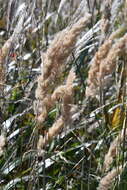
[0,38,12,92]
[35,14,92,152]
[35,14,91,125]
[100,0,111,38]
[104,128,127,171]
[37,116,64,151]
[37,69,75,152]
[52,69,76,120]
[0,10,25,94]
[97,166,123,190]
[86,29,127,97]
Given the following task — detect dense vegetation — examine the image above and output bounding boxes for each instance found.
[0,0,127,189]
